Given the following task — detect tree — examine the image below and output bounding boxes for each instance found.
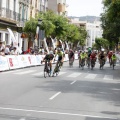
[93,38,109,50]
[101,0,120,48]
[24,17,38,39]
[23,10,88,49]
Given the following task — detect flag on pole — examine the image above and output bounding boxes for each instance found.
[7,28,18,47]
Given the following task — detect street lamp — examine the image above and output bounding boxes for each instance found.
[37,19,42,48]
[38,19,42,25]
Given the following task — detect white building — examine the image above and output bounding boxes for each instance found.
[70,18,103,48]
[0,0,22,50]
[86,21,103,48]
[48,0,68,16]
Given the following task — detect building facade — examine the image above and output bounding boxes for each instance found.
[86,21,103,48]
[0,0,21,46]
[48,0,67,16]
[69,18,103,48]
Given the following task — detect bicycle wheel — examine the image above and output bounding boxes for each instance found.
[81,60,84,70]
[112,61,115,70]
[44,69,47,78]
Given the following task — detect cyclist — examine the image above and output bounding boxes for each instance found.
[68,49,74,64]
[52,48,63,76]
[78,50,82,67]
[80,51,86,67]
[41,51,54,73]
[90,51,97,67]
[111,52,117,66]
[108,51,113,64]
[98,49,106,68]
[56,48,63,66]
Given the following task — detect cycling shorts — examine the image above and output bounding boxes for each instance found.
[58,56,62,61]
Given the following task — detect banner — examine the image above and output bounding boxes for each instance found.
[7,28,18,47]
[6,55,19,69]
[0,56,9,71]
[0,54,71,71]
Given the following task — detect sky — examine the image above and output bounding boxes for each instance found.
[66,0,103,17]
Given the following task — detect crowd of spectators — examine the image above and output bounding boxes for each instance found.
[0,41,23,56]
[0,41,62,56]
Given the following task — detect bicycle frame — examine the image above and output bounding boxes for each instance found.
[44,60,51,78]
[81,58,85,70]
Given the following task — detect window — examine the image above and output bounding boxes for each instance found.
[35,0,37,8]
[0,0,2,9]
[30,10,32,17]
[30,0,32,5]
[6,0,10,9]
[5,34,9,44]
[14,0,16,12]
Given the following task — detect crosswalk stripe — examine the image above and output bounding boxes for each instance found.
[14,70,36,75]
[103,75,113,80]
[85,74,97,79]
[67,73,82,78]
[59,72,66,76]
[32,72,43,76]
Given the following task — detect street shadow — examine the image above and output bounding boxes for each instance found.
[0,113,57,120]
[36,79,120,107]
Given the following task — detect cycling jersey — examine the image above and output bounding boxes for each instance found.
[56,51,63,57]
[112,55,117,61]
[44,54,54,61]
[90,53,96,59]
[108,52,113,59]
[80,53,86,59]
[99,53,105,59]
[69,51,74,58]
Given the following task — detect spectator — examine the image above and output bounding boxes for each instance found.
[0,41,5,52]
[0,49,5,56]
[5,44,10,55]
[30,47,35,54]
[11,47,18,55]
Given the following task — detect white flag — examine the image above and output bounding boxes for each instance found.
[7,28,18,47]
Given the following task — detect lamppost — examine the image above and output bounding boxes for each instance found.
[37,19,42,48]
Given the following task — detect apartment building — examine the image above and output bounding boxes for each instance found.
[70,18,103,48]
[48,0,67,16]
[21,0,48,50]
[0,0,20,46]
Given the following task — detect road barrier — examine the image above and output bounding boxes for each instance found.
[0,54,78,71]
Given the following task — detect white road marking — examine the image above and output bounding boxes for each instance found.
[58,72,66,76]
[32,72,43,76]
[49,92,61,100]
[14,70,36,75]
[85,74,97,79]
[103,75,113,80]
[0,107,117,119]
[67,73,81,78]
[19,118,26,120]
[70,80,76,85]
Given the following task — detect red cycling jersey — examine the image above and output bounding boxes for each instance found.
[90,53,96,59]
[108,52,113,59]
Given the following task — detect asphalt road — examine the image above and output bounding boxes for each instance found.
[0,60,120,120]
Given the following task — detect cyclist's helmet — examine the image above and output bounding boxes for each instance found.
[49,51,53,54]
[82,51,84,53]
[57,48,61,51]
[113,52,115,55]
[101,48,105,52]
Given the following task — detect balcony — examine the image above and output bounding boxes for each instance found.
[19,0,29,6]
[0,7,20,23]
[18,19,28,27]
